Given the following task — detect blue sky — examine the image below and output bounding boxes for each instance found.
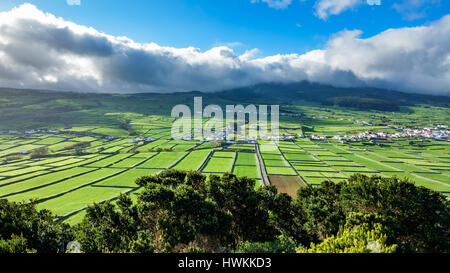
[0,0,448,56]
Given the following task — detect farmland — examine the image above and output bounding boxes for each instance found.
[0,88,449,224]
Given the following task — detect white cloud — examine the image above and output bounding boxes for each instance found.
[0,4,449,96]
[67,0,81,6]
[250,0,293,9]
[367,0,381,6]
[214,41,245,48]
[314,0,363,20]
[314,0,382,19]
[392,0,439,21]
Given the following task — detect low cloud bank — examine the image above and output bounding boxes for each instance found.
[0,4,449,95]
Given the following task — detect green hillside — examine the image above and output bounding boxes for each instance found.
[0,86,449,225]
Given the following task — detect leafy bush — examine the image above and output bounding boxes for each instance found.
[297,174,450,252]
[1,172,448,253]
[0,235,35,254]
[0,199,72,253]
[30,146,49,158]
[236,235,297,253]
[297,224,397,253]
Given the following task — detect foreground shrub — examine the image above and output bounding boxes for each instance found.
[297,175,450,252]
[297,224,398,253]
[0,199,72,253]
[0,235,35,253]
[235,235,297,253]
[1,172,448,253]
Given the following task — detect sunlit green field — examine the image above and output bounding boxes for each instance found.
[0,90,449,224]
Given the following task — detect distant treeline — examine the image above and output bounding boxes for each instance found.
[324,96,400,111]
[1,171,449,253]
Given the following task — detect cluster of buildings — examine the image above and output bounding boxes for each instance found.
[398,127,449,141]
[310,135,329,141]
[128,136,156,143]
[0,128,120,141]
[355,121,373,126]
[0,129,61,135]
[304,115,330,119]
[176,130,304,144]
[348,128,449,142]
[310,126,450,142]
[280,112,302,117]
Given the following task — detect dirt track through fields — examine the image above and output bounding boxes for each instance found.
[255,143,270,186]
[269,175,302,198]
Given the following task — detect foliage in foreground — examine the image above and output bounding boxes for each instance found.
[0,199,72,253]
[0,235,35,253]
[297,175,450,252]
[0,172,449,253]
[297,223,397,253]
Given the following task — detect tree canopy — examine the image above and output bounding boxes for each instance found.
[0,172,448,253]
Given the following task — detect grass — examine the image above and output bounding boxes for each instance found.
[0,89,449,222]
[233,165,260,179]
[26,156,74,166]
[265,166,297,176]
[94,169,160,187]
[34,137,66,145]
[136,139,169,152]
[228,144,255,150]
[263,158,289,167]
[0,170,50,186]
[173,149,211,171]
[1,167,93,197]
[0,144,44,157]
[203,157,234,173]
[0,166,51,177]
[284,153,316,161]
[137,152,187,169]
[62,210,86,225]
[86,154,133,168]
[109,157,148,168]
[130,152,157,158]
[235,152,257,166]
[36,185,133,217]
[7,168,123,202]
[261,153,284,160]
[212,151,236,158]
[47,158,88,167]
[50,155,109,170]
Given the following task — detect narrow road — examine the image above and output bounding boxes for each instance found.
[255,143,270,186]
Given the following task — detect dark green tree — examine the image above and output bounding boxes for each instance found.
[206,173,278,244]
[296,181,346,242]
[296,174,450,253]
[138,180,233,252]
[0,199,72,253]
[267,191,311,246]
[76,194,153,253]
[0,235,34,253]
[341,174,450,252]
[235,234,297,253]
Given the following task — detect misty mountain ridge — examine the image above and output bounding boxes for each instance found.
[1,80,450,112]
[216,81,450,111]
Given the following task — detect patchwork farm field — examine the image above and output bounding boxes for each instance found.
[0,89,449,224]
[0,132,268,222]
[1,130,449,224]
